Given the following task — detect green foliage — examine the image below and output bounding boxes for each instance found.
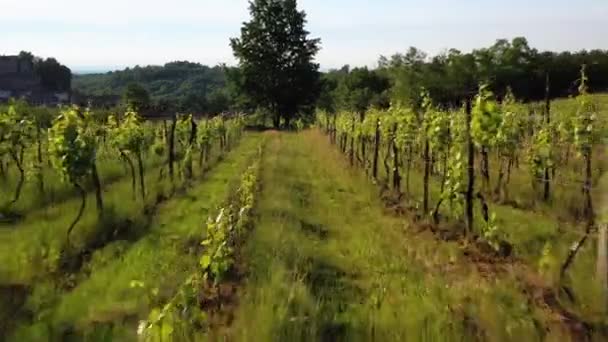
[35,57,71,92]
[108,111,148,155]
[472,84,502,149]
[481,212,502,252]
[321,66,390,113]
[48,107,98,185]
[391,105,418,150]
[574,66,599,156]
[496,88,524,155]
[379,37,608,106]
[0,103,34,157]
[527,127,553,180]
[440,109,468,218]
[123,83,150,111]
[230,0,321,127]
[73,62,228,113]
[17,51,71,92]
[139,151,262,340]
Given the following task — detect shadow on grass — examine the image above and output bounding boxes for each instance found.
[300,220,329,240]
[59,205,151,275]
[292,257,364,341]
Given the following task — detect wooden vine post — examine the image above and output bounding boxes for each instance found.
[543,72,551,202]
[372,118,380,180]
[168,114,177,182]
[465,98,475,236]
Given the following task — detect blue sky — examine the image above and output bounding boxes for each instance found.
[1,0,607,72]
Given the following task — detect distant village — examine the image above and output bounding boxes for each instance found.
[0,53,121,107]
[0,55,70,105]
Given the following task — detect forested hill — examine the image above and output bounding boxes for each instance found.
[72,61,229,111]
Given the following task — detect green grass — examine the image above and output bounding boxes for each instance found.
[222,131,552,341]
[6,133,264,341]
[0,162,168,286]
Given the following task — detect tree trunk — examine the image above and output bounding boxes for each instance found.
[560,150,595,282]
[67,183,86,247]
[91,161,104,215]
[372,119,380,180]
[168,115,177,181]
[162,120,168,141]
[331,115,337,144]
[432,198,444,224]
[423,139,431,215]
[137,151,146,203]
[481,147,490,194]
[361,137,367,170]
[476,192,490,224]
[120,151,137,200]
[198,144,208,172]
[495,157,505,199]
[440,152,448,194]
[560,224,593,282]
[272,115,280,130]
[465,99,475,236]
[9,150,25,206]
[187,116,197,179]
[505,156,513,200]
[543,167,551,202]
[384,138,392,182]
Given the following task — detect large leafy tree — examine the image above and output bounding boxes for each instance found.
[124,83,151,111]
[230,0,321,128]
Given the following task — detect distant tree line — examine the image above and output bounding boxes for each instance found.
[73,61,230,114]
[318,37,608,112]
[73,34,608,119]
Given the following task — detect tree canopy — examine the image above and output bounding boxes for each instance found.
[123,83,151,111]
[230,0,321,128]
[73,62,228,113]
[15,51,72,92]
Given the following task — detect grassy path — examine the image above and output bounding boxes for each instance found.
[224,131,572,341]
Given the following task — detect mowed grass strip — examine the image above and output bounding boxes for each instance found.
[227,131,553,341]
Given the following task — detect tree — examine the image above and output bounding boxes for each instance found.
[35,57,72,91]
[230,0,321,128]
[332,67,390,113]
[124,83,151,111]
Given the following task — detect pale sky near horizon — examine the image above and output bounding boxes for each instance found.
[1,0,607,73]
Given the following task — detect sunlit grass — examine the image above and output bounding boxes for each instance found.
[227,131,549,341]
[6,133,263,341]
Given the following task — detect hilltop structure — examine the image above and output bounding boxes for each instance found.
[0,55,70,105]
